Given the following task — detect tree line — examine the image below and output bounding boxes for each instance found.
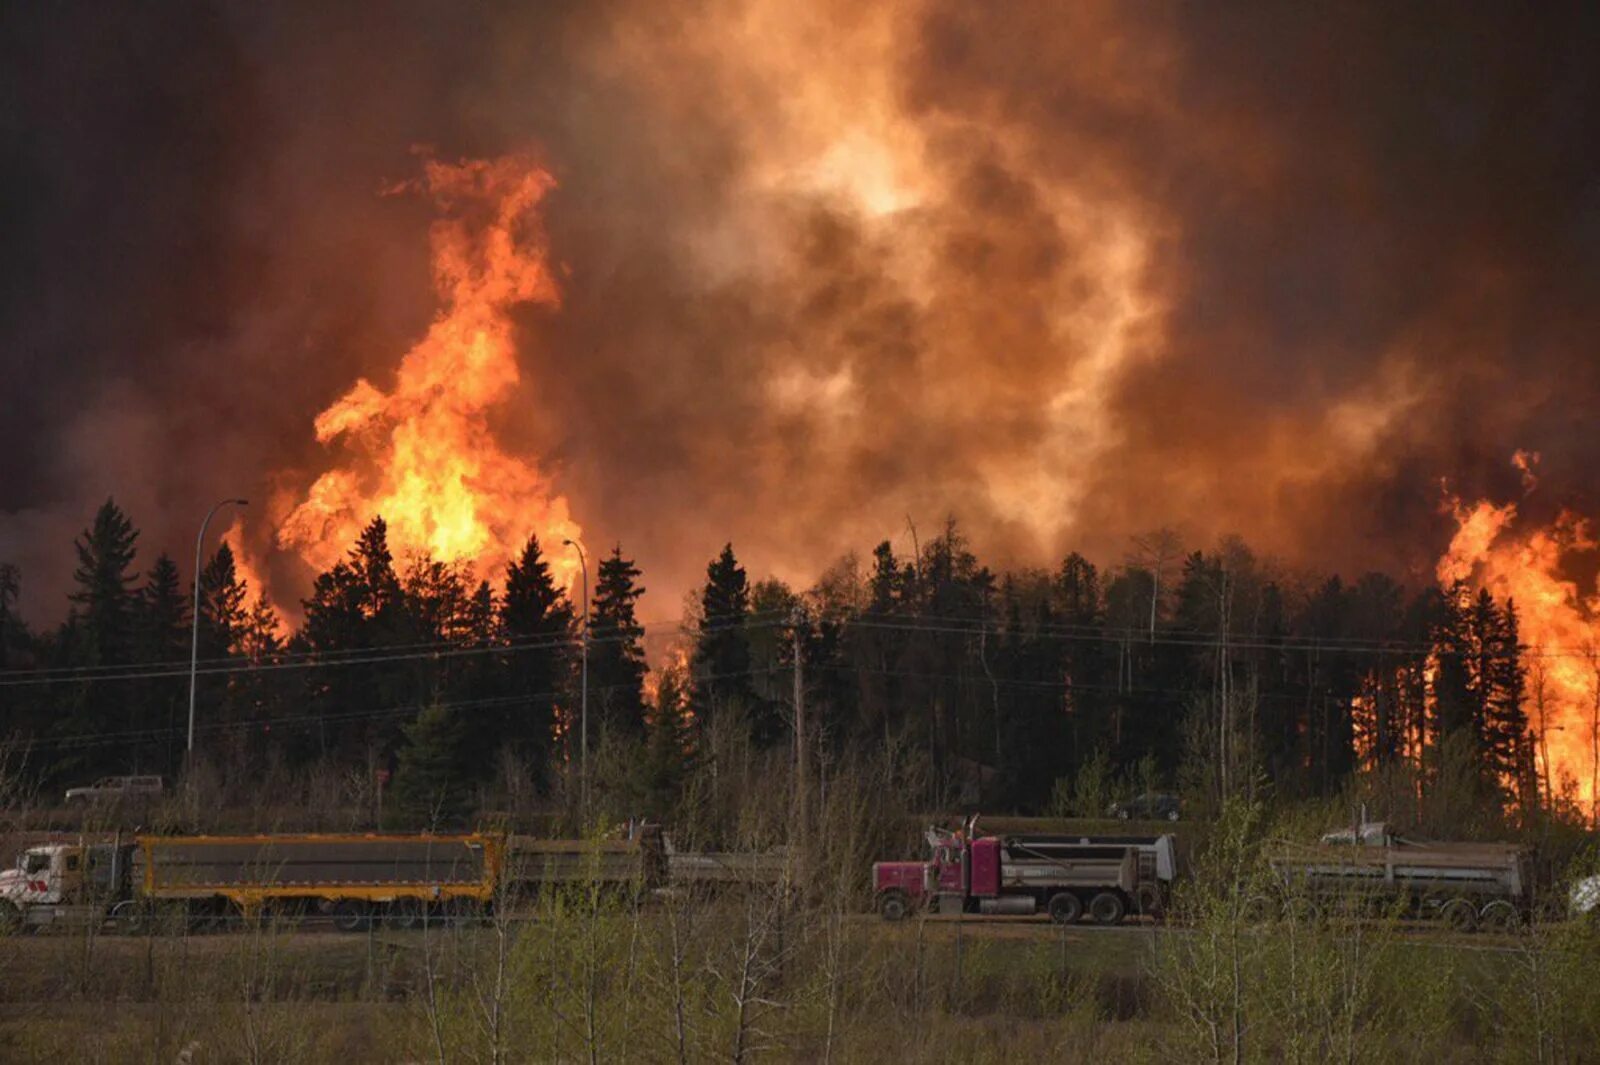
[0,500,1553,830]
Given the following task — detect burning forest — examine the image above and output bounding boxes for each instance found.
[2,3,1600,1058]
[2,0,1599,818]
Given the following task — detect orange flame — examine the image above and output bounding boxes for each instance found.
[1438,455,1600,813]
[277,154,582,589]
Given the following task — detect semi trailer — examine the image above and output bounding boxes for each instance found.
[0,833,499,932]
[0,827,789,933]
[874,819,1176,924]
[1265,822,1529,931]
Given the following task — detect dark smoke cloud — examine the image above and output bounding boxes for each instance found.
[3,0,1598,623]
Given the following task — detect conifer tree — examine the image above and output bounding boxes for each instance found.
[134,555,189,768]
[394,702,471,828]
[300,517,410,761]
[635,665,689,817]
[496,535,575,769]
[692,543,765,740]
[0,563,22,669]
[69,498,140,665]
[588,546,648,739]
[62,499,140,773]
[197,543,249,659]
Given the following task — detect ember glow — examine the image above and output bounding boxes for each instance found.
[1438,455,1600,810]
[275,156,583,588]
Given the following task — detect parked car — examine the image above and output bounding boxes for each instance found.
[63,775,164,805]
[1108,793,1181,822]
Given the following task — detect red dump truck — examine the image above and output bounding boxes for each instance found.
[874,819,1176,924]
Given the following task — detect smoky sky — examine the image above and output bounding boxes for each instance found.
[3,0,1598,624]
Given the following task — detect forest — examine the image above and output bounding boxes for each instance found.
[0,496,1559,841]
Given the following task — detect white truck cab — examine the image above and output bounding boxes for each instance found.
[0,842,133,931]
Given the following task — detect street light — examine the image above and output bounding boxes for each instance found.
[189,498,248,755]
[563,538,589,822]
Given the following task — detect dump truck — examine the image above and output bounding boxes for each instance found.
[0,827,787,933]
[873,818,1177,924]
[1265,822,1529,931]
[0,833,499,932]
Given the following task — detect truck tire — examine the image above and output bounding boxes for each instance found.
[111,900,148,936]
[1089,892,1127,925]
[878,891,910,922]
[1440,897,1477,933]
[331,900,371,933]
[1047,892,1083,924]
[0,900,21,935]
[384,898,426,930]
[1478,900,1518,932]
[1134,883,1165,919]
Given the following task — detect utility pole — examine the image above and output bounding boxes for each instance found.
[188,497,247,758]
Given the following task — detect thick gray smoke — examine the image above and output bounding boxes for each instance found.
[3,0,1597,622]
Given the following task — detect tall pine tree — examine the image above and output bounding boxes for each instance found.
[588,546,648,740]
[496,536,575,770]
[692,544,765,741]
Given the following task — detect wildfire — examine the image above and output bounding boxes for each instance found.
[1437,454,1600,810]
[277,154,582,590]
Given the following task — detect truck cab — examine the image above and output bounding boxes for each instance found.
[873,821,1173,924]
[0,842,135,931]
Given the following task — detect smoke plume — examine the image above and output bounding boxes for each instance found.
[3,0,1598,620]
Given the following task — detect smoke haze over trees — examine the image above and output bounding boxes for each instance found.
[2,2,1598,623]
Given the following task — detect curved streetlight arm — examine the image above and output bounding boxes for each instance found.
[188,498,248,756]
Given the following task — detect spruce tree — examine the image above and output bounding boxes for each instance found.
[394,702,471,828]
[0,563,21,669]
[69,498,140,666]
[691,543,764,740]
[588,546,648,740]
[299,517,410,761]
[135,555,189,769]
[197,543,249,659]
[635,665,689,816]
[64,499,140,774]
[496,535,575,769]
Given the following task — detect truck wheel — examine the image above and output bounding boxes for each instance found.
[1089,892,1127,925]
[1441,898,1477,933]
[1478,900,1519,931]
[0,900,21,935]
[1166,810,1180,822]
[385,899,425,930]
[1047,892,1083,924]
[331,900,371,933]
[878,891,910,922]
[1134,883,1165,919]
[111,900,148,936]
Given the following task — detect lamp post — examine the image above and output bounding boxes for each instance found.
[189,498,247,756]
[563,538,589,822]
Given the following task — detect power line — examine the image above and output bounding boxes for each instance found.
[0,612,792,687]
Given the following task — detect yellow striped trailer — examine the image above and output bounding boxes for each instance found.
[129,833,501,931]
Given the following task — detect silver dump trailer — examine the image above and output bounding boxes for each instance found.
[1267,824,1528,931]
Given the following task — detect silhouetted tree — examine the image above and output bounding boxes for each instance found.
[496,536,575,770]
[693,544,765,741]
[588,546,647,740]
